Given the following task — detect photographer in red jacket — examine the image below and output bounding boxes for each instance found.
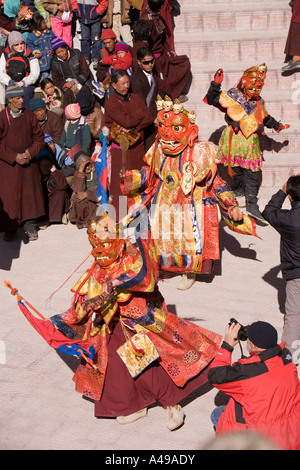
[208,320,300,450]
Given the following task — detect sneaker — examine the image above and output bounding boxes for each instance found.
[177,273,196,290]
[281,60,300,74]
[165,404,185,431]
[116,408,147,424]
[93,88,105,99]
[92,80,101,90]
[25,230,38,241]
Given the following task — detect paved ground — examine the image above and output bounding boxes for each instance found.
[1,183,298,451]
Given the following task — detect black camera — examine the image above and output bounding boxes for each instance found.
[228,318,250,342]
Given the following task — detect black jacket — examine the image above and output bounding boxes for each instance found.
[262,189,300,280]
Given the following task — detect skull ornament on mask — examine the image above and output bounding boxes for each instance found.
[88,218,124,268]
[240,63,267,100]
[156,99,199,156]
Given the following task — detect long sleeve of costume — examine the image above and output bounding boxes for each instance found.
[212,174,257,236]
[205,80,222,107]
[263,114,280,130]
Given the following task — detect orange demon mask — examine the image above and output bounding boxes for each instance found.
[240,63,267,100]
[156,96,198,155]
[87,217,124,268]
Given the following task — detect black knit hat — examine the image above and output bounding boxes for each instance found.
[247,321,278,349]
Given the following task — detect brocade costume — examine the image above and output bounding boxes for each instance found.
[51,225,222,417]
[121,98,256,275]
[204,64,288,221]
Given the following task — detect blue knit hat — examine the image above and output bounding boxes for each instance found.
[30,97,46,111]
[6,84,24,98]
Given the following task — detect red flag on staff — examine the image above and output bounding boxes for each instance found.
[5,281,96,363]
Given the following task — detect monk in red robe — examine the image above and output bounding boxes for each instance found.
[102,69,154,221]
[0,85,45,241]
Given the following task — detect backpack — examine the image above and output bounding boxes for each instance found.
[5,52,30,82]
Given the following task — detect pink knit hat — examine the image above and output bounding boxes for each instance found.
[115,42,129,53]
[65,103,81,120]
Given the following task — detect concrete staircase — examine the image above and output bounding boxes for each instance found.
[173,0,300,187]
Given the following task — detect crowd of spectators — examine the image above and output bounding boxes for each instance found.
[1,0,300,451]
[0,0,191,240]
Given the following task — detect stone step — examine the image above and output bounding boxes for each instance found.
[189,63,300,94]
[175,30,287,64]
[174,3,290,34]
[178,0,285,5]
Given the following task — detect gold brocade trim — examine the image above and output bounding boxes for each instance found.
[219,93,268,139]
[163,170,179,191]
[134,308,167,334]
[72,274,103,298]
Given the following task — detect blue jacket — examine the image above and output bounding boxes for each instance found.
[26,29,55,71]
[74,0,101,24]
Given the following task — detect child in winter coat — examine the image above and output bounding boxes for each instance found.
[60,102,91,154]
[26,12,55,78]
[93,41,132,99]
[34,77,64,116]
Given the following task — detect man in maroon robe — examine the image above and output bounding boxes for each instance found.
[0,85,46,241]
[102,69,154,221]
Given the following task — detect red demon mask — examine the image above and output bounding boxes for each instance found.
[156,99,198,155]
[240,63,267,100]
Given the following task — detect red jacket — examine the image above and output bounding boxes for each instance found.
[208,341,300,450]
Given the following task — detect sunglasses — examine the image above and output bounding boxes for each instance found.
[141,59,154,65]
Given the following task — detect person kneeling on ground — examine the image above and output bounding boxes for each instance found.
[208,319,300,450]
